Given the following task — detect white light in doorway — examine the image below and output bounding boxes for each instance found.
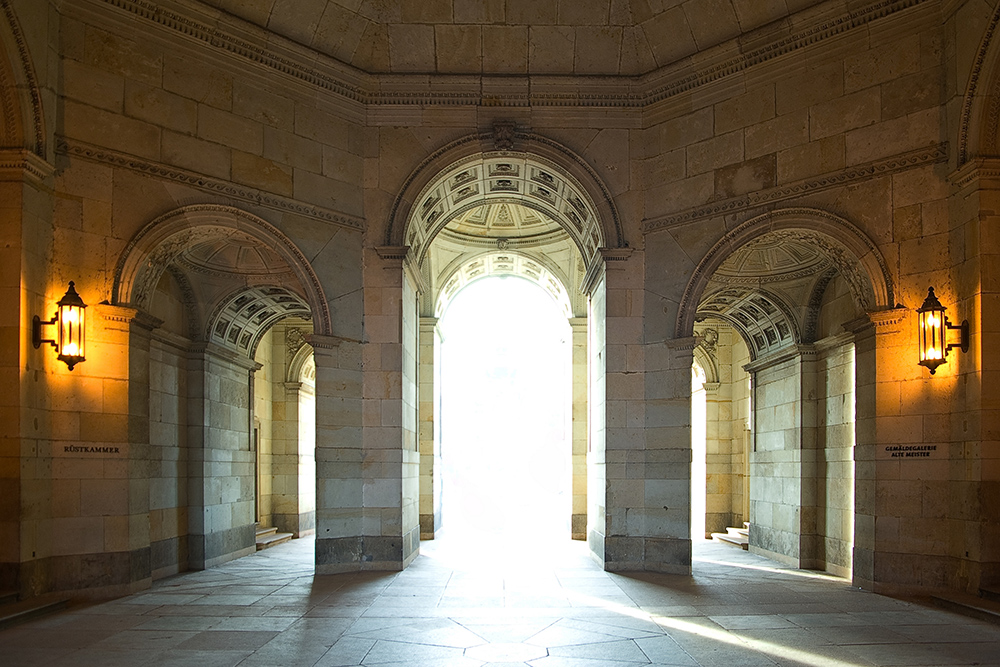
[439,276,572,544]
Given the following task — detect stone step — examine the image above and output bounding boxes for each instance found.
[727,526,748,538]
[981,587,1000,604]
[256,526,277,539]
[0,595,69,630]
[256,529,293,551]
[711,531,749,550]
[931,593,1000,626]
[0,590,17,605]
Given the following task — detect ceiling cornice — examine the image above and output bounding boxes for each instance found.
[86,0,933,110]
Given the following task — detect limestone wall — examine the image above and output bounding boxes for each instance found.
[4,0,1000,598]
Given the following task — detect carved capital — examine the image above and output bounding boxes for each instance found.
[95,303,163,332]
[304,333,356,350]
[0,149,53,185]
[865,307,909,334]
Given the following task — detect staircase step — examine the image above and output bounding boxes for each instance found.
[931,593,1000,626]
[255,526,277,539]
[711,531,749,550]
[726,526,748,538]
[0,591,18,605]
[981,587,1000,604]
[256,531,293,551]
[0,596,69,630]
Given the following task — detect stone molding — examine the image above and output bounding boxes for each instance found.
[94,302,162,332]
[90,0,928,111]
[643,144,948,233]
[374,246,410,262]
[866,307,909,334]
[304,332,360,349]
[187,341,262,371]
[949,157,1000,190]
[743,343,815,374]
[56,138,364,231]
[0,147,53,185]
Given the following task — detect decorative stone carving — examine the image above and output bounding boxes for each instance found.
[286,327,306,357]
[493,121,516,151]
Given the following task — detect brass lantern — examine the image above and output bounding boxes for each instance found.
[33,281,87,370]
[916,287,968,375]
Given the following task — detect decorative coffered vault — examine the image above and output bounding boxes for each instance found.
[207,286,311,356]
[407,154,605,269]
[435,251,574,319]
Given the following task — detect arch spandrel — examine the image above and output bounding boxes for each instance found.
[959,1,1000,166]
[112,204,332,337]
[676,208,895,340]
[0,0,44,157]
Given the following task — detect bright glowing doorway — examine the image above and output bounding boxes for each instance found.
[439,276,572,542]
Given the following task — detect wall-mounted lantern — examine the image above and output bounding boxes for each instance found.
[917,287,968,375]
[33,281,87,370]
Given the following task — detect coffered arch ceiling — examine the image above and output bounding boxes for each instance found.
[199,0,826,75]
[696,232,843,360]
[426,202,586,318]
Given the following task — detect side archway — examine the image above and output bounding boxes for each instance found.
[112,204,332,336]
[675,208,894,339]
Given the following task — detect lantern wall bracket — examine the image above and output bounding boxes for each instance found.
[32,281,87,371]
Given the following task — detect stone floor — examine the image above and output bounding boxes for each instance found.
[2,533,1000,666]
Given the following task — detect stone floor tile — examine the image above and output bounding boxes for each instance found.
[3,538,1000,667]
[359,638,470,663]
[708,614,799,630]
[174,629,279,651]
[546,637,651,662]
[313,636,376,666]
[465,641,548,662]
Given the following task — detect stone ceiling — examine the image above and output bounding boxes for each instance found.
[197,0,826,75]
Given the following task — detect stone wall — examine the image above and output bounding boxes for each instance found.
[4,0,1000,598]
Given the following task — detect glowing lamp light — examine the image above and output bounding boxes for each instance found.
[917,287,968,375]
[33,281,87,370]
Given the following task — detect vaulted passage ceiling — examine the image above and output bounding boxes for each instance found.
[197,0,826,75]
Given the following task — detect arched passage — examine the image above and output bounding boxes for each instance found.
[111,204,326,575]
[386,129,624,563]
[679,208,893,579]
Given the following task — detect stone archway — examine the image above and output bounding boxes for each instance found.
[111,204,329,574]
[679,207,894,579]
[112,204,331,336]
[382,128,626,564]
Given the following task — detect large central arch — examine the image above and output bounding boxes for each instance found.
[388,126,624,560]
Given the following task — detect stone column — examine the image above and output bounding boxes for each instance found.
[311,333,363,573]
[743,345,820,569]
[185,343,258,570]
[847,308,907,591]
[702,380,728,535]
[569,317,588,540]
[316,246,420,573]
[418,317,439,539]
[2,151,52,594]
